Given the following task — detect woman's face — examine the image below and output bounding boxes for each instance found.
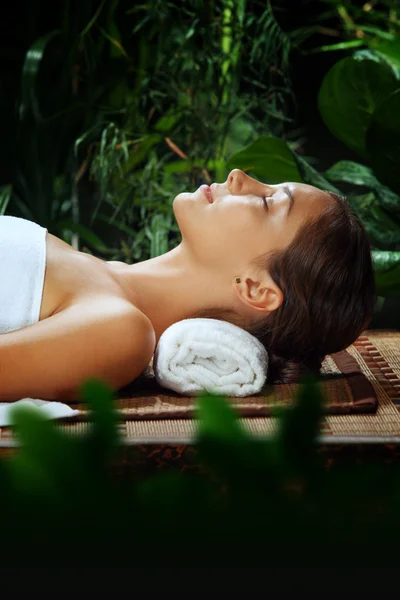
[173,168,335,274]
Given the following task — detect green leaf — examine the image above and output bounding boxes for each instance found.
[106,81,133,111]
[0,185,12,215]
[372,250,400,296]
[276,374,324,476]
[343,191,400,247]
[96,214,140,239]
[10,404,74,458]
[162,158,226,177]
[117,134,162,174]
[79,0,107,36]
[292,153,340,193]
[153,108,181,134]
[373,39,400,77]
[8,451,61,509]
[78,378,120,462]
[318,50,399,159]
[19,31,61,122]
[305,39,365,55]
[366,89,400,195]
[150,213,172,258]
[98,23,128,60]
[222,117,258,157]
[8,404,85,499]
[163,159,194,174]
[194,393,279,487]
[324,160,400,218]
[107,2,125,59]
[195,392,248,444]
[55,219,109,252]
[361,26,396,42]
[226,135,301,183]
[325,160,380,187]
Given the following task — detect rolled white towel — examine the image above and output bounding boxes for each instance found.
[0,399,80,427]
[153,318,268,397]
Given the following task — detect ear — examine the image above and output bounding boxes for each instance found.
[235,275,284,314]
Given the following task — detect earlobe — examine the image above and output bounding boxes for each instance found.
[264,285,283,312]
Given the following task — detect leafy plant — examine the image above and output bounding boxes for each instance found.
[2,0,298,262]
[2,1,400,295]
[318,50,399,160]
[288,0,400,56]
[1,375,400,568]
[318,47,400,193]
[315,43,400,294]
[4,0,131,252]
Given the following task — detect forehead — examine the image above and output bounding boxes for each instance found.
[283,182,336,222]
[285,182,325,195]
[285,181,334,205]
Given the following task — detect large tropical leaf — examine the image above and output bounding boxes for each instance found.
[293,153,341,193]
[347,192,400,248]
[226,135,301,183]
[366,89,400,195]
[373,39,400,77]
[324,160,400,218]
[318,50,399,159]
[222,116,258,157]
[372,250,400,296]
[323,160,400,249]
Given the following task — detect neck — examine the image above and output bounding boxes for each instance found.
[109,243,239,344]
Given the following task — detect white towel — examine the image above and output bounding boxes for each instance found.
[0,399,80,427]
[0,217,80,426]
[152,318,269,397]
[0,215,47,334]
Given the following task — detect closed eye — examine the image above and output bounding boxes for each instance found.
[262,185,292,213]
[261,195,271,211]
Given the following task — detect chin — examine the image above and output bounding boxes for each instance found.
[174,191,193,202]
[172,191,196,216]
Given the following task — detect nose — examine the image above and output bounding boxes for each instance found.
[227,169,245,193]
[227,168,273,196]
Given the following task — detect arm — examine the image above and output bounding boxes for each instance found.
[0,298,156,402]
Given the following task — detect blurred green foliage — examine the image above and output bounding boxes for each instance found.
[317,44,400,294]
[1,1,399,294]
[2,0,296,259]
[0,375,399,568]
[1,0,399,298]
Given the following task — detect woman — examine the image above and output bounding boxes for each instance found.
[0,168,376,401]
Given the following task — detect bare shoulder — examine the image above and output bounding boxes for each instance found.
[114,300,156,358]
[67,295,157,377]
[65,295,155,350]
[0,295,156,402]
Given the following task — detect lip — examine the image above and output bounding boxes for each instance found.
[200,184,213,203]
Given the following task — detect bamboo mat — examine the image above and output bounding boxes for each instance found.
[74,341,377,418]
[1,329,399,445]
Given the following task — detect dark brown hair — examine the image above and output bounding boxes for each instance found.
[190,192,377,383]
